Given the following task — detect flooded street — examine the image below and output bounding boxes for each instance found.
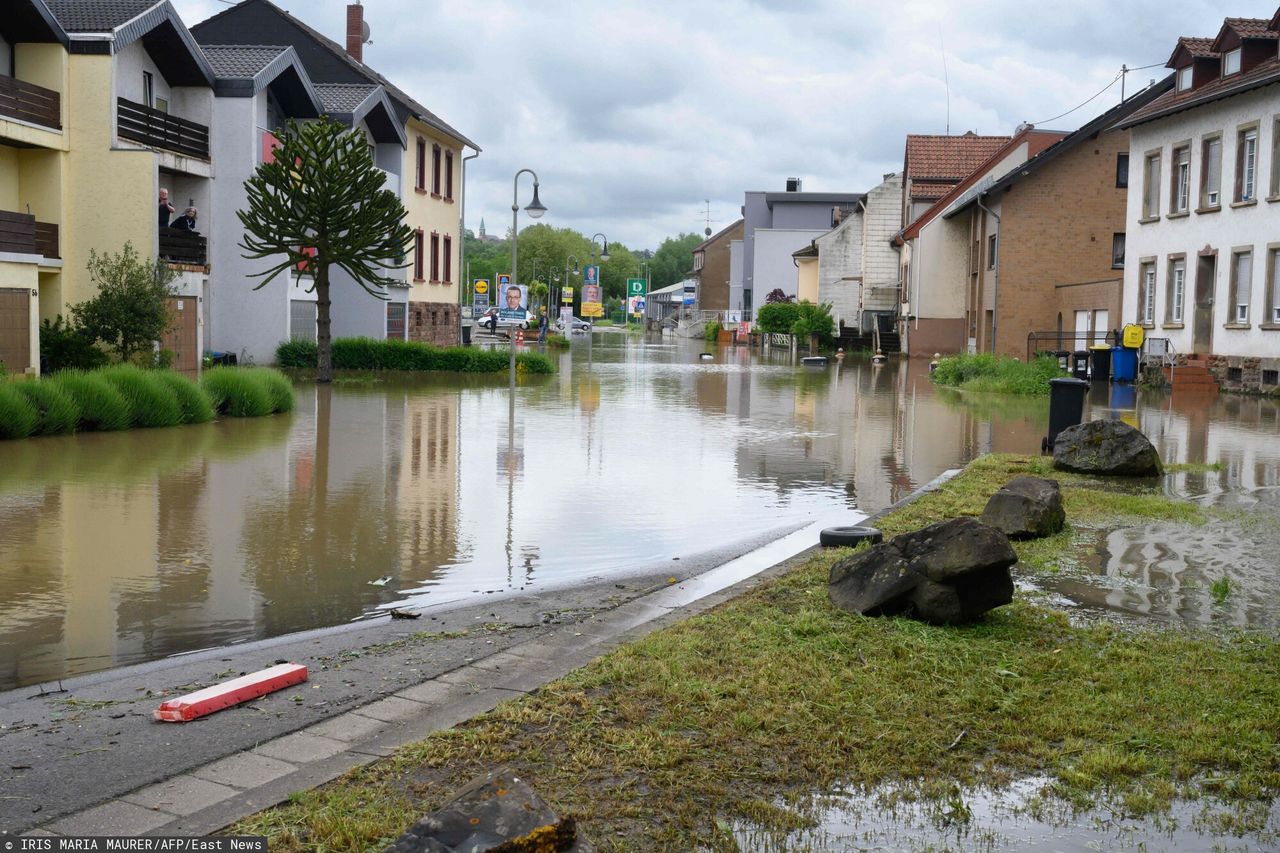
[2,335,1279,690]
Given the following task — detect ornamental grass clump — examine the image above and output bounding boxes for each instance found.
[100,364,183,428]
[15,380,81,435]
[276,337,555,375]
[0,382,38,440]
[154,371,215,424]
[201,367,273,418]
[931,353,1061,396]
[50,371,132,431]
[255,369,295,413]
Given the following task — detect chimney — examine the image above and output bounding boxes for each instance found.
[785,177,802,192]
[346,3,364,63]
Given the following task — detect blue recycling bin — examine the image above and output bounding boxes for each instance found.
[1111,346,1138,383]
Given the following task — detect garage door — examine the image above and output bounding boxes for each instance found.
[0,288,30,374]
[162,296,198,376]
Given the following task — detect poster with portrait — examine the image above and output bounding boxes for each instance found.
[581,282,603,318]
[498,283,528,321]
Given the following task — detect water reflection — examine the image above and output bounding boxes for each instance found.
[1,339,1277,689]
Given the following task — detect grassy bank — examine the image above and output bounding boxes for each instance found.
[0,366,293,440]
[235,455,1280,850]
[932,353,1062,395]
[277,338,554,375]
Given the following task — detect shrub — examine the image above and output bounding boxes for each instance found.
[73,244,177,361]
[40,316,108,372]
[792,301,835,346]
[0,382,38,440]
[755,301,801,334]
[100,365,183,427]
[15,380,81,435]
[201,367,273,417]
[254,369,295,413]
[547,334,570,349]
[50,371,132,431]
[155,371,215,424]
[931,353,1061,396]
[276,338,317,368]
[275,337,555,375]
[704,321,720,342]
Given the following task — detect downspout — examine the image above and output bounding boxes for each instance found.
[458,147,480,344]
[976,194,1000,355]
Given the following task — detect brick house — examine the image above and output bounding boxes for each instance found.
[902,133,1011,225]
[1117,10,1280,393]
[690,219,743,314]
[940,78,1173,359]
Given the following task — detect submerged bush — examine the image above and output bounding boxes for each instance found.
[254,369,295,413]
[931,353,1062,396]
[275,337,554,375]
[201,367,273,417]
[155,371,215,424]
[49,371,132,431]
[0,382,39,440]
[100,365,183,427]
[15,380,81,435]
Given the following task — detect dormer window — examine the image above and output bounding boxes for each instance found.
[1223,48,1242,76]
[1178,66,1193,91]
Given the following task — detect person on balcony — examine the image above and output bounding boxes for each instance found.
[172,206,199,233]
[158,188,175,228]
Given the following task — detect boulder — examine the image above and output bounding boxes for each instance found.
[980,476,1065,539]
[828,517,1016,624]
[1052,419,1162,477]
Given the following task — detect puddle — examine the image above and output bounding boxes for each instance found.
[730,776,1280,852]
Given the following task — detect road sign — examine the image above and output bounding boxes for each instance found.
[627,278,645,296]
[497,273,511,287]
[474,279,489,295]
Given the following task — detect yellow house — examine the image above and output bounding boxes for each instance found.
[793,241,819,304]
[0,0,68,374]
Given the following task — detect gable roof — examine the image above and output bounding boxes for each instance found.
[2,0,69,46]
[1121,56,1280,128]
[191,0,477,150]
[1211,16,1280,50]
[693,218,744,253]
[201,44,321,116]
[944,76,1175,221]
[45,0,158,31]
[314,82,406,147]
[1168,36,1217,67]
[904,133,1012,199]
[894,128,1064,243]
[45,0,214,86]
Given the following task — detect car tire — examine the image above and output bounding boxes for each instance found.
[819,526,883,548]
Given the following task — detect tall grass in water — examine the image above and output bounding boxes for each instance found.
[201,367,290,417]
[155,371,215,424]
[14,380,81,435]
[931,353,1062,396]
[0,382,38,439]
[48,371,132,431]
[99,365,183,427]
[276,337,555,375]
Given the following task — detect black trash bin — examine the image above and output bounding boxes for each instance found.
[1070,351,1090,380]
[1043,377,1089,453]
[461,323,472,346]
[1088,345,1111,383]
[1054,350,1070,371]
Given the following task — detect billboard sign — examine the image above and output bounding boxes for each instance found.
[582,265,599,287]
[498,283,527,321]
[472,278,490,311]
[561,287,574,303]
[627,278,645,296]
[581,282,603,318]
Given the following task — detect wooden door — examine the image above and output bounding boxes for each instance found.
[163,296,198,376]
[0,288,31,374]
[1193,254,1216,355]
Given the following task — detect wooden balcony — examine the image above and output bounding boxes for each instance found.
[117,98,209,160]
[0,75,60,130]
[0,209,58,258]
[159,227,206,266]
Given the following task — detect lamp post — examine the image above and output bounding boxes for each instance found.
[561,254,580,326]
[589,232,609,321]
[509,169,546,384]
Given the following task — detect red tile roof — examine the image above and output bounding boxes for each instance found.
[1224,16,1279,39]
[1123,55,1280,126]
[1173,36,1217,62]
[904,134,1011,198]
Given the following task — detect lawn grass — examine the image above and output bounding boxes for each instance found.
[233,455,1279,851]
[932,353,1063,396]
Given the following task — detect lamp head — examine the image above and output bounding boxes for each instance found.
[525,183,547,219]
[572,261,580,275]
[600,241,611,263]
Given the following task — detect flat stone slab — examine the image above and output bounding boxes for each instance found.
[46,800,174,837]
[191,752,295,789]
[254,731,348,764]
[123,774,239,816]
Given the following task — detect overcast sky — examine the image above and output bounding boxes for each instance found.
[174,0,1256,251]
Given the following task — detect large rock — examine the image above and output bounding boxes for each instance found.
[1052,419,1162,477]
[828,517,1016,625]
[980,476,1065,539]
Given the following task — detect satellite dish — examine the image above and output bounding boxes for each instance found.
[361,21,371,44]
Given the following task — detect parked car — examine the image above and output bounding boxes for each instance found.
[556,316,592,333]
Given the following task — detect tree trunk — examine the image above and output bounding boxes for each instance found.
[316,264,332,383]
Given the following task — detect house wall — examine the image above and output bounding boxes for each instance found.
[1124,85,1280,376]
[815,216,860,328]
[696,220,741,312]
[402,117,461,346]
[863,173,903,315]
[0,261,40,373]
[796,256,819,303]
[753,228,826,302]
[728,239,743,313]
[740,191,769,313]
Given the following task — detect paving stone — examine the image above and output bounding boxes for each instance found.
[396,679,455,706]
[254,731,348,764]
[45,801,174,836]
[356,696,427,723]
[191,752,295,789]
[123,774,239,816]
[308,711,388,743]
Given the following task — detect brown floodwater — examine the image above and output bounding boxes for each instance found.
[1,337,1278,690]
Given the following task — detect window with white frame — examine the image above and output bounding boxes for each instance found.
[1140,261,1156,324]
[1171,144,1191,213]
[1201,135,1222,207]
[1270,248,1280,324]
[1143,152,1161,218]
[1237,127,1258,202]
[1178,66,1193,91]
[1168,258,1185,323]
[1223,48,1241,75]
[1231,249,1253,324]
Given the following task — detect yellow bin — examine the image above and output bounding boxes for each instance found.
[1122,324,1145,349]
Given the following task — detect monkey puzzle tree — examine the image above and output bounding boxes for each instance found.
[239,118,413,382]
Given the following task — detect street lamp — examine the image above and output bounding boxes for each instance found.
[561,254,580,323]
[509,168,545,384]
[590,232,610,264]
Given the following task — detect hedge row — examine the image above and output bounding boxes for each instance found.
[277,337,554,375]
[0,366,294,440]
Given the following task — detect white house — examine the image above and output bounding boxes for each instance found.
[1118,11,1280,393]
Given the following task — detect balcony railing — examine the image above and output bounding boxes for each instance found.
[0,209,58,258]
[117,98,209,160]
[0,75,60,130]
[159,227,206,266]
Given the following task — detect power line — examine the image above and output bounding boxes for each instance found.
[1031,70,1122,126]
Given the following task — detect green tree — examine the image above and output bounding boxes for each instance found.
[650,233,701,289]
[238,118,413,383]
[72,243,176,363]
